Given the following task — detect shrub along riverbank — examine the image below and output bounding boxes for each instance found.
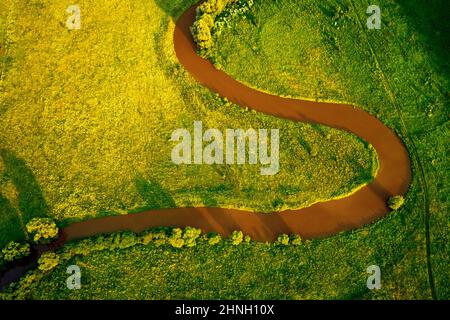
[1,227,306,299]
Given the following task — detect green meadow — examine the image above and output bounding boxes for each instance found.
[0,0,375,247]
[0,0,448,300]
[210,0,449,298]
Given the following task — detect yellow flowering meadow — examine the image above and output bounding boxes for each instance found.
[0,0,377,245]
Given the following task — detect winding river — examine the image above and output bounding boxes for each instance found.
[0,2,411,289]
[61,3,411,242]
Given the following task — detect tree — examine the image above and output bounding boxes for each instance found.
[1,241,31,262]
[277,234,290,245]
[291,234,302,246]
[230,230,243,245]
[388,195,405,210]
[183,227,202,247]
[169,238,185,248]
[208,233,222,245]
[26,218,59,244]
[152,230,168,247]
[191,16,214,50]
[38,252,60,272]
[191,0,244,53]
[169,228,185,248]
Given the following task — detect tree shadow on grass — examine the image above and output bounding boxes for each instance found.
[135,178,177,210]
[0,149,48,224]
[397,0,450,83]
[0,194,24,247]
[200,192,218,207]
[154,0,198,19]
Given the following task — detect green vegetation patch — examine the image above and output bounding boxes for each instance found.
[210,0,449,299]
[0,217,437,299]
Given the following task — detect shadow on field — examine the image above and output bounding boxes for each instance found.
[154,0,198,18]
[397,0,450,82]
[200,192,218,207]
[135,178,177,209]
[0,149,49,245]
[154,0,175,16]
[0,194,24,246]
[0,149,48,222]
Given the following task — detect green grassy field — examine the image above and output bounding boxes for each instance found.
[1,0,448,300]
[0,224,435,299]
[210,0,449,298]
[0,0,376,248]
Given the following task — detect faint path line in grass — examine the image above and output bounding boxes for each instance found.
[347,0,436,300]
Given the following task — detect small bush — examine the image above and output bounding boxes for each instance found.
[388,195,405,210]
[1,241,31,262]
[169,228,185,248]
[191,16,214,50]
[183,227,202,247]
[208,233,222,245]
[76,239,97,256]
[291,234,302,245]
[142,232,154,245]
[118,232,139,249]
[152,230,168,247]
[26,218,59,244]
[191,0,254,55]
[230,230,243,245]
[38,252,60,272]
[277,234,290,246]
[244,235,251,243]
